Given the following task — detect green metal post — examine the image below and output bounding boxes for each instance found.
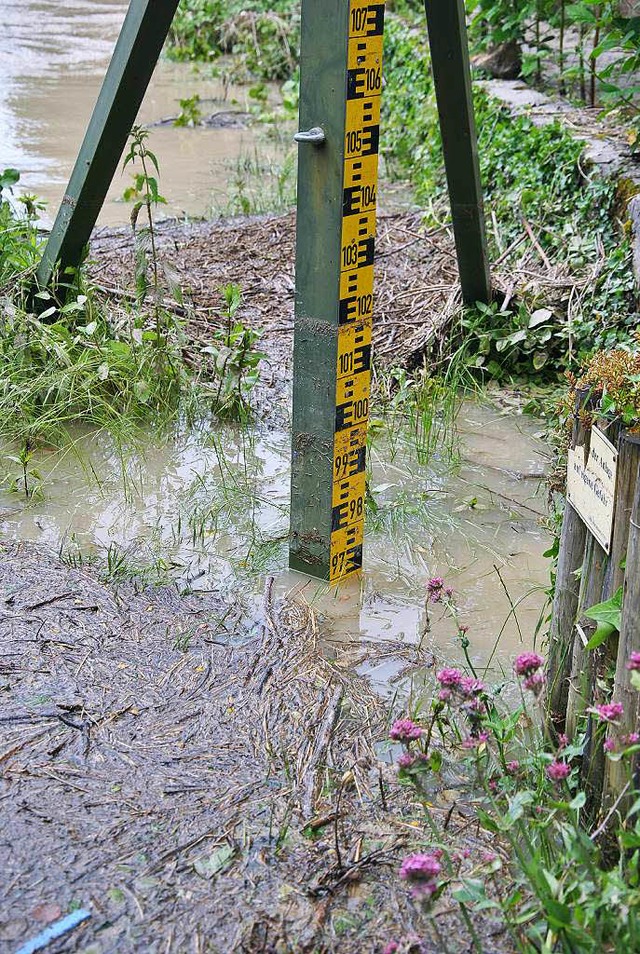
[36,0,181,289]
[290,0,384,581]
[423,0,491,305]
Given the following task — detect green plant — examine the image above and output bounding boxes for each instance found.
[467,0,534,47]
[390,582,640,952]
[201,283,266,420]
[453,300,563,382]
[373,364,463,465]
[219,148,297,217]
[167,0,300,80]
[5,437,43,500]
[0,168,41,289]
[167,0,226,60]
[383,16,637,376]
[174,94,203,127]
[0,182,186,451]
[122,126,166,316]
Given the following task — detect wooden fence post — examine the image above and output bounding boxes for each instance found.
[546,391,589,734]
[603,443,640,807]
[546,501,587,735]
[565,535,608,738]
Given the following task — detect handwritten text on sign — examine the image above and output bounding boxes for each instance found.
[567,425,617,553]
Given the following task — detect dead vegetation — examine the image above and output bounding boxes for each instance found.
[89,210,462,375]
[1,542,513,953]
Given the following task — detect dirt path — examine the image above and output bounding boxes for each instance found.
[1,542,514,953]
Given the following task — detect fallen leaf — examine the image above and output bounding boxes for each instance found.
[32,903,62,923]
[193,843,237,880]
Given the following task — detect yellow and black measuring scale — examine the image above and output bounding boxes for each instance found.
[331,3,384,581]
[289,0,489,583]
[289,0,385,583]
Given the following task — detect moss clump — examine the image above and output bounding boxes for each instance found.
[567,345,640,430]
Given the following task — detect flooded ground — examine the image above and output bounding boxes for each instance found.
[0,0,290,226]
[0,399,552,686]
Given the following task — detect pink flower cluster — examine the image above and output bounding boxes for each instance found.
[436,668,487,741]
[436,668,486,701]
[426,577,454,604]
[399,851,442,899]
[390,718,424,742]
[546,760,571,782]
[397,752,430,770]
[627,652,640,671]
[604,732,639,753]
[513,652,545,676]
[591,702,624,724]
[461,730,489,749]
[514,652,546,695]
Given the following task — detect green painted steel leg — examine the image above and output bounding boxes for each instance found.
[423,0,491,305]
[36,0,181,289]
[289,0,350,580]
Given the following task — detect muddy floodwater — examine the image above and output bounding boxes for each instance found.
[0,401,553,686]
[0,0,288,225]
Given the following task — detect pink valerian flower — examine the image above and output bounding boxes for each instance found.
[426,577,445,603]
[546,760,571,782]
[627,652,640,671]
[604,732,640,755]
[436,667,463,688]
[514,652,545,677]
[390,718,424,742]
[462,730,489,749]
[400,852,442,899]
[506,760,520,775]
[481,851,498,864]
[383,944,399,954]
[444,586,454,598]
[460,676,485,696]
[523,671,546,696]
[397,753,416,769]
[591,702,624,724]
[438,688,452,703]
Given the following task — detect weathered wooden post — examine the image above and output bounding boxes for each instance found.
[36,0,181,290]
[566,535,608,738]
[545,378,640,814]
[603,438,640,807]
[423,0,491,305]
[546,393,589,735]
[289,0,384,581]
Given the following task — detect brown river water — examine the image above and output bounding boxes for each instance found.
[0,0,286,225]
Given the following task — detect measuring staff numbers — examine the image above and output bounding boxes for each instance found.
[329,0,385,582]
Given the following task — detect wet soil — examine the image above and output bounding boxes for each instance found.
[1,542,513,954]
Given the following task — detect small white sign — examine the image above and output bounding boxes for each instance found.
[567,425,618,553]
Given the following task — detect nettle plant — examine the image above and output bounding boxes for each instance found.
[385,578,640,953]
[201,283,266,421]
